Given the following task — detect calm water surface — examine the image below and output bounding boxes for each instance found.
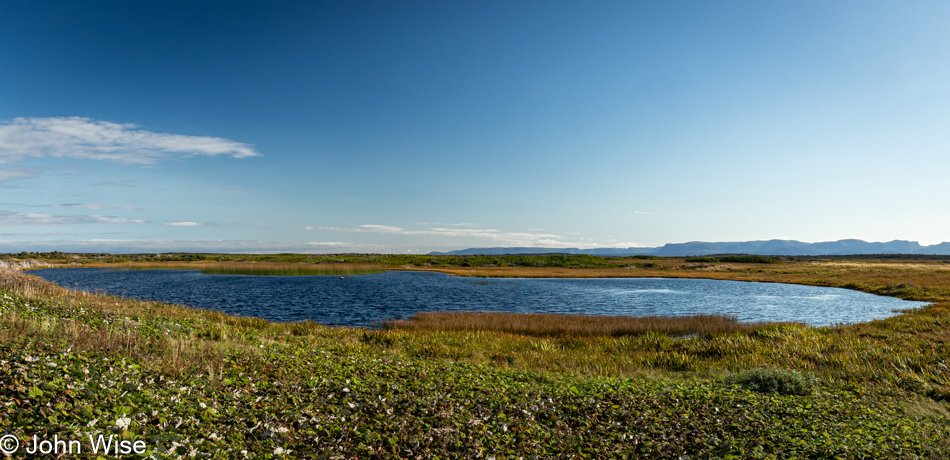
[31,269,928,327]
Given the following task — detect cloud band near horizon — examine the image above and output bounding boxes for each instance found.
[317,224,645,249]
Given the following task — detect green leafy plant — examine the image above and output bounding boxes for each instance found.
[726,368,817,395]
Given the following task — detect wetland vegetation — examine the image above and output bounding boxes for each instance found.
[2,254,950,457]
[383,312,788,338]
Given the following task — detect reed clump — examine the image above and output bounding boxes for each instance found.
[383,311,786,337]
[0,266,64,297]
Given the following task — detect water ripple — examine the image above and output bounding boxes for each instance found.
[30,269,929,327]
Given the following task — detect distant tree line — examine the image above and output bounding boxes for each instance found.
[684,255,781,264]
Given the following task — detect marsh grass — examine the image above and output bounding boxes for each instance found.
[8,261,950,389]
[105,261,386,276]
[4,265,950,456]
[0,268,359,381]
[383,311,785,337]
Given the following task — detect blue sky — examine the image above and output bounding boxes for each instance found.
[2,1,949,253]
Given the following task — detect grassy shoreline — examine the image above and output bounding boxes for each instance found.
[3,258,950,457]
[384,311,799,338]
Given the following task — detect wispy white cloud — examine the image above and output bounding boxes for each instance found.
[321,224,566,246]
[611,242,655,248]
[0,166,43,184]
[359,224,406,233]
[163,221,203,227]
[421,228,561,241]
[319,225,409,233]
[0,211,146,226]
[0,117,260,165]
[318,223,650,249]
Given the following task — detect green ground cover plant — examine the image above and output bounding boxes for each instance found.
[2,258,950,458]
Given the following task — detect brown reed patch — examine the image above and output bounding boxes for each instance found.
[0,267,64,297]
[0,267,256,378]
[383,311,787,338]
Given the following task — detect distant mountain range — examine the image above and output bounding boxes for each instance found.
[430,239,950,257]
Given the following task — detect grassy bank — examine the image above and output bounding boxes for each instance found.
[384,311,789,338]
[3,260,950,458]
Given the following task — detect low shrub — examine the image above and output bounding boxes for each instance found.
[726,368,816,395]
[634,262,661,268]
[718,255,780,264]
[686,255,780,264]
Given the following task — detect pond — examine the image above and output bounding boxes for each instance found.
[30,268,928,327]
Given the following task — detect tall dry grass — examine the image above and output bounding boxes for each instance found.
[0,267,66,297]
[383,311,787,337]
[0,268,273,379]
[0,306,231,377]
